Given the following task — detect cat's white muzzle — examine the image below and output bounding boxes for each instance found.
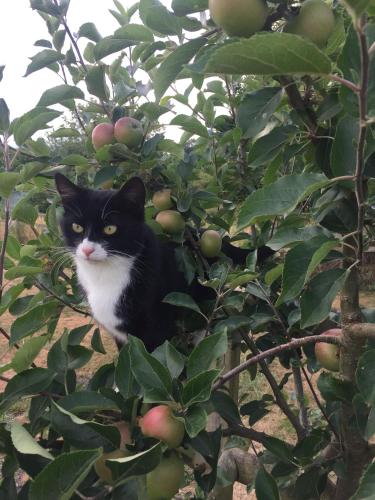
[76,238,108,262]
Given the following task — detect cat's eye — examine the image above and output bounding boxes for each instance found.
[72,223,84,234]
[103,225,117,235]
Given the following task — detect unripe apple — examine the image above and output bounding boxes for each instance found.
[152,189,173,211]
[139,405,185,449]
[92,123,115,151]
[285,0,335,48]
[209,0,268,38]
[94,449,127,484]
[155,210,185,235]
[146,452,185,500]
[315,328,342,372]
[114,117,143,149]
[200,230,222,258]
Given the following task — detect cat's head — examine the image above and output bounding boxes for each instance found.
[55,174,146,263]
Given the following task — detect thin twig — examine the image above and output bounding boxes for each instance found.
[0,375,10,383]
[213,334,342,390]
[35,280,90,317]
[329,74,360,93]
[240,330,305,440]
[223,424,272,446]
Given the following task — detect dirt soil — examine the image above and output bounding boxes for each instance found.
[2,291,375,499]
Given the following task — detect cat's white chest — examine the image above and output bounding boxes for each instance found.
[75,255,133,342]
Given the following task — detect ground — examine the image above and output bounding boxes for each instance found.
[2,291,375,498]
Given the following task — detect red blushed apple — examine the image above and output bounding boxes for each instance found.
[92,123,115,151]
[155,210,185,235]
[94,449,127,484]
[146,451,185,500]
[139,405,185,449]
[114,117,143,149]
[315,328,342,372]
[209,0,268,38]
[152,189,174,211]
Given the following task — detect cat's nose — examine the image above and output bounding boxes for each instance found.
[82,246,95,257]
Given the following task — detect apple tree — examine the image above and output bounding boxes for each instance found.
[1,0,375,498]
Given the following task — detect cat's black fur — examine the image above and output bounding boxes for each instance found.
[55,174,273,351]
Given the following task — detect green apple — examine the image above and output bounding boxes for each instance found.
[315,328,342,372]
[114,117,143,148]
[285,0,335,47]
[200,230,222,258]
[94,449,127,484]
[91,123,115,151]
[146,452,185,500]
[155,210,185,235]
[152,189,174,211]
[209,0,268,38]
[139,405,185,449]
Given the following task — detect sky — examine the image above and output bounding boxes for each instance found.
[0,0,182,134]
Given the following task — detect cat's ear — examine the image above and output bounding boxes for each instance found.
[117,177,146,208]
[55,174,81,202]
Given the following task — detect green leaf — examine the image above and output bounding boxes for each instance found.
[24,49,64,77]
[114,24,154,42]
[139,0,181,36]
[331,116,358,177]
[51,127,80,138]
[129,336,173,403]
[78,22,102,42]
[182,369,220,406]
[85,66,109,99]
[172,0,207,15]
[237,173,329,231]
[255,468,280,500]
[11,200,39,225]
[29,449,101,500]
[0,172,20,198]
[91,328,106,354]
[10,422,53,460]
[11,335,48,373]
[106,443,162,483]
[13,107,61,146]
[171,114,208,138]
[115,344,135,400]
[352,462,375,500]
[187,331,227,379]
[0,98,10,132]
[153,38,206,101]
[276,236,338,305]
[237,88,282,139]
[5,266,43,280]
[184,406,207,438]
[340,0,370,18]
[50,403,120,451]
[93,37,132,60]
[163,292,204,316]
[248,125,296,167]
[152,341,185,379]
[357,350,375,405]
[300,268,347,328]
[211,391,242,425]
[205,33,331,76]
[59,391,117,414]
[317,371,355,403]
[268,226,326,251]
[1,368,55,408]
[10,302,58,344]
[38,85,84,106]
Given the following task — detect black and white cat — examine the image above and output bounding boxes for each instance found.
[55,174,273,352]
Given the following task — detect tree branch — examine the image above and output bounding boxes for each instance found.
[213,335,342,390]
[223,424,272,446]
[35,280,89,317]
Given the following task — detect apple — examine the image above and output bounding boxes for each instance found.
[155,210,185,235]
[114,117,143,148]
[285,0,335,48]
[315,328,342,372]
[146,452,184,500]
[139,405,185,449]
[152,189,174,211]
[200,230,222,258]
[209,0,268,38]
[94,449,127,484]
[92,123,115,151]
